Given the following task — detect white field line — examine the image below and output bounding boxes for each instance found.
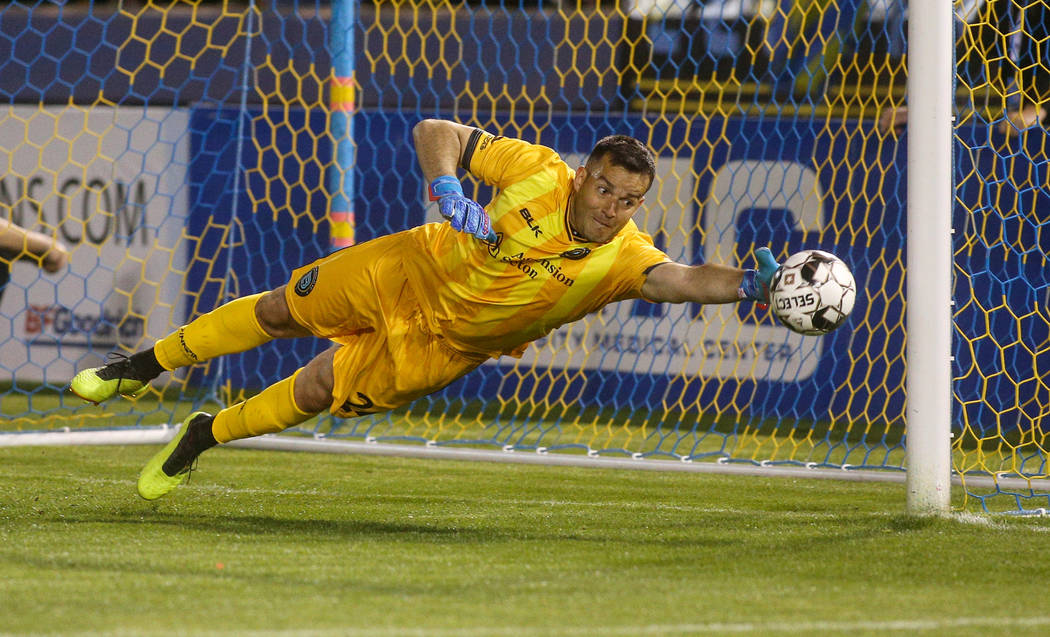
[10,615,1050,637]
[2,472,859,517]
[4,473,1050,527]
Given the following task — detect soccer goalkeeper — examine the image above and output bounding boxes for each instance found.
[70,119,780,500]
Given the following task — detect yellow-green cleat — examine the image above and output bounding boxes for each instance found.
[137,412,214,500]
[69,365,149,404]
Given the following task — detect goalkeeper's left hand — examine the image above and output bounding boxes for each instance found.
[738,247,781,308]
[428,175,498,242]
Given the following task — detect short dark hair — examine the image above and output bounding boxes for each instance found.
[586,135,656,185]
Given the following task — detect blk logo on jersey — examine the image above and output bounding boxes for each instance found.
[294,266,319,297]
[518,208,542,237]
[559,247,591,260]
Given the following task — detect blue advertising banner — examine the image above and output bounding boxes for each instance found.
[187,107,1048,432]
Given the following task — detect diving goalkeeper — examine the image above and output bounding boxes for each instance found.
[70,119,780,500]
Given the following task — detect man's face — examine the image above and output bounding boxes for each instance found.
[567,156,650,244]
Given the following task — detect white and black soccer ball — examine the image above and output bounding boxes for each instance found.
[769,249,856,336]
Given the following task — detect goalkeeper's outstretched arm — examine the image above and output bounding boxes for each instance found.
[641,248,780,305]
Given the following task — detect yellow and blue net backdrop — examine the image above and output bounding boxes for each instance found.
[0,0,1047,513]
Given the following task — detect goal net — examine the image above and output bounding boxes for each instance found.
[0,0,1046,514]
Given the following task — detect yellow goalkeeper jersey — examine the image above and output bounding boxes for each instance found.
[402,130,670,358]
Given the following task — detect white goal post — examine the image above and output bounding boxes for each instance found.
[904,0,954,515]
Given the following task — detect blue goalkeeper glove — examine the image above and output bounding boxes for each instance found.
[428,175,497,242]
[738,247,781,308]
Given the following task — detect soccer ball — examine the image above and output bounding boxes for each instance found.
[769,250,856,336]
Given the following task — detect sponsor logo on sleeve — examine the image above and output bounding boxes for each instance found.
[478,134,503,152]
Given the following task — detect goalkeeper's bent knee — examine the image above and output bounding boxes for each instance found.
[154,293,272,370]
[211,370,314,443]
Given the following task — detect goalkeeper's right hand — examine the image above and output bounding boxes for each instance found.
[428,175,498,242]
[738,247,781,308]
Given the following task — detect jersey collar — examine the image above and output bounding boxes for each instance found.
[564,193,599,245]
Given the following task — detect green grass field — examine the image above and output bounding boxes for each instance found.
[3,445,1050,636]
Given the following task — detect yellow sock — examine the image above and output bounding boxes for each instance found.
[154,293,271,370]
[211,370,314,443]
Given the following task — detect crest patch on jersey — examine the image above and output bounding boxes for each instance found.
[294,266,319,297]
[560,247,591,260]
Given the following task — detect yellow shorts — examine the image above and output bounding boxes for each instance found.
[284,232,486,418]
